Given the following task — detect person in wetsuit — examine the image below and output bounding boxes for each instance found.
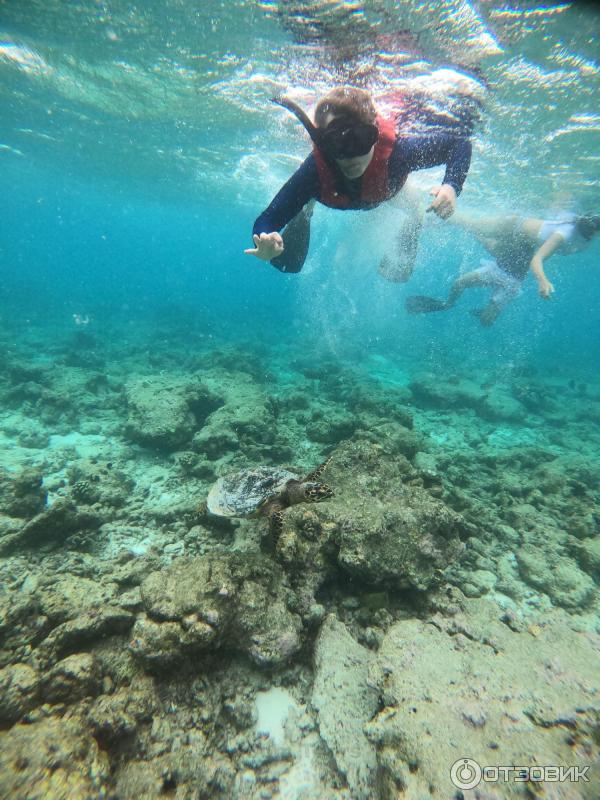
[244,86,472,277]
[405,212,600,326]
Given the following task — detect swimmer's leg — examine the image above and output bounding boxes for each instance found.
[270,200,316,273]
[445,269,486,307]
[379,179,425,283]
[405,269,484,314]
[452,213,520,253]
[471,270,521,326]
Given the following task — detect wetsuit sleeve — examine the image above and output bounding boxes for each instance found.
[390,135,472,195]
[252,155,320,236]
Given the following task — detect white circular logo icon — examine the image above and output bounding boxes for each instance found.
[450,758,482,790]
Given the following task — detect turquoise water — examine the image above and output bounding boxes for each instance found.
[2,0,599,372]
[1,3,599,799]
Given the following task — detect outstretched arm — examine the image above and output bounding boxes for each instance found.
[392,134,472,219]
[530,231,564,298]
[246,155,319,261]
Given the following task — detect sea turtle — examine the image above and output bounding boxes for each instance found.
[204,458,333,536]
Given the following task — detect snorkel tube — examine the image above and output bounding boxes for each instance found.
[272,95,323,148]
[271,95,342,178]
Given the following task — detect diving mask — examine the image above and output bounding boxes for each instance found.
[319,117,379,159]
[272,95,378,161]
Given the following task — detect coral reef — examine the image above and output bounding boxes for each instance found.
[124,376,221,450]
[367,597,600,798]
[132,552,303,669]
[0,334,598,798]
[312,616,379,799]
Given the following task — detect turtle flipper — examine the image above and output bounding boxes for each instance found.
[270,509,285,538]
[305,483,333,502]
[304,455,333,482]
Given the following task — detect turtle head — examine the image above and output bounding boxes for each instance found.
[303,482,334,502]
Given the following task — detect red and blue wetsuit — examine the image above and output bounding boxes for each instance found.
[252,114,472,239]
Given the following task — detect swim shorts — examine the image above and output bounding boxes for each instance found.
[472,259,522,308]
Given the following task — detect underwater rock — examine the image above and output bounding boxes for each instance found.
[344,383,414,428]
[110,552,164,589]
[133,552,303,670]
[0,594,47,669]
[3,359,53,386]
[192,382,276,460]
[272,511,336,623]
[0,716,110,799]
[511,378,556,414]
[175,450,217,480]
[42,653,102,704]
[191,423,240,459]
[295,358,342,381]
[0,500,102,555]
[320,440,465,589]
[311,616,379,800]
[113,749,234,800]
[124,376,220,450]
[193,345,265,379]
[413,451,438,478]
[0,662,40,726]
[575,395,600,425]
[360,422,423,459]
[409,373,528,422]
[37,606,135,665]
[460,568,498,598]
[332,489,465,590]
[277,389,310,410]
[67,460,134,511]
[129,617,194,669]
[567,510,600,541]
[365,600,600,799]
[0,515,21,545]
[306,408,357,443]
[0,468,46,520]
[270,439,465,593]
[479,385,528,423]
[570,536,600,580]
[409,372,486,411]
[3,367,84,427]
[516,548,596,609]
[87,683,155,745]
[38,574,118,624]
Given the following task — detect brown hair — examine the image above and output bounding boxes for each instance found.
[576,214,600,240]
[314,86,377,128]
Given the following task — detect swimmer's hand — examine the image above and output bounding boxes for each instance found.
[537,277,555,300]
[426,184,456,219]
[244,232,284,261]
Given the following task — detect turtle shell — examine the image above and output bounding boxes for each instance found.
[206,466,299,517]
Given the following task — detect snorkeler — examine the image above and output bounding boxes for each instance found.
[405,212,600,326]
[244,86,472,279]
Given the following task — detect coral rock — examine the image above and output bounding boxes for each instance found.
[0,663,40,726]
[42,653,101,703]
[133,553,302,669]
[0,717,110,799]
